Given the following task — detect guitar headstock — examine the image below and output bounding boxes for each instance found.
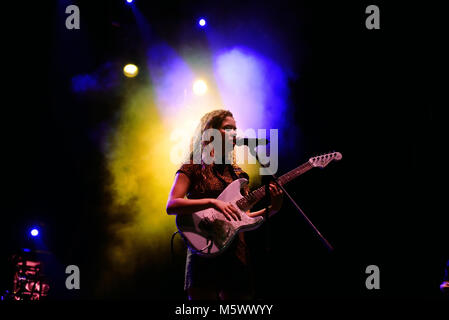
[309,152,342,168]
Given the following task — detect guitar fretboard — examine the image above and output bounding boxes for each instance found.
[236,161,313,210]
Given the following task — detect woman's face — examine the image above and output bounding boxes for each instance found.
[219,116,237,149]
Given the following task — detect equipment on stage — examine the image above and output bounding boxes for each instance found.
[175,151,342,257]
[1,250,51,300]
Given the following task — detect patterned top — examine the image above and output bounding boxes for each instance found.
[176,163,250,265]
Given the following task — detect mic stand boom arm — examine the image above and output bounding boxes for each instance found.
[252,148,334,252]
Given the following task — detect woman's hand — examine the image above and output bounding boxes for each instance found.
[269,182,284,212]
[211,199,241,221]
[246,183,284,218]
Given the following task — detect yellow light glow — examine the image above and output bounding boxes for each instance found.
[123,64,139,78]
[192,79,208,95]
[99,69,262,295]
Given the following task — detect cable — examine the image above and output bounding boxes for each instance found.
[170,231,181,264]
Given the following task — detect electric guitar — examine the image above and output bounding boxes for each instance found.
[175,152,342,257]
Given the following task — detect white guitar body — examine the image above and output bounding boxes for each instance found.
[175,151,342,257]
[175,178,264,257]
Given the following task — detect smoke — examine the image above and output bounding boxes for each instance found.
[96,42,295,297]
[98,86,177,296]
[214,47,289,131]
[72,62,120,93]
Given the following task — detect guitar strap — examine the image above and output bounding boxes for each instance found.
[229,165,240,180]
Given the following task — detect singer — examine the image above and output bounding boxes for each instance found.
[166,109,283,300]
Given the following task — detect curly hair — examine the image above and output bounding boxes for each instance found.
[186,109,237,193]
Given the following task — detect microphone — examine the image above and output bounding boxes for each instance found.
[235,137,269,146]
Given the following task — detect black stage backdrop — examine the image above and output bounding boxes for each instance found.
[0,0,444,302]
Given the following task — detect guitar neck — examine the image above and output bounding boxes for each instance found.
[236,161,313,210]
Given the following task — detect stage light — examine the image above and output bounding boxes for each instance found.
[123,64,139,78]
[193,79,207,95]
[198,18,206,27]
[126,0,133,4]
[30,228,39,237]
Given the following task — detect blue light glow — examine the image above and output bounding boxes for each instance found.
[198,18,206,27]
[30,228,39,237]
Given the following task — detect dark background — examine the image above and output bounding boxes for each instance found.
[0,0,445,302]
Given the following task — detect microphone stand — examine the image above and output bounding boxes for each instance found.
[250,144,334,252]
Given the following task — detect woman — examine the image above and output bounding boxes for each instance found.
[166,109,283,300]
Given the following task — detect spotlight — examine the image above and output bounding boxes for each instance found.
[198,18,206,27]
[30,228,39,237]
[123,64,139,78]
[126,0,134,3]
[193,79,208,96]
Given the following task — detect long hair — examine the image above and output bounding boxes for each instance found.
[186,109,237,192]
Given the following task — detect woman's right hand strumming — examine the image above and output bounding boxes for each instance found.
[211,199,241,221]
